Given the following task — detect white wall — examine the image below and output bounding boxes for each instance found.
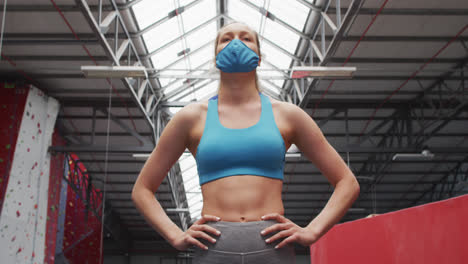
[0,86,59,263]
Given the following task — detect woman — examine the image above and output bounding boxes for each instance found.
[132,22,360,263]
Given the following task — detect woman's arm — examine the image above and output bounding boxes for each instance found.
[288,103,360,238]
[261,102,360,248]
[131,103,197,246]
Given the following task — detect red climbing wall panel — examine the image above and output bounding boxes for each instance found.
[310,194,468,264]
[62,153,103,264]
[0,82,28,214]
[44,130,66,263]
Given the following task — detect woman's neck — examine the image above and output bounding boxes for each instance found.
[218,71,259,105]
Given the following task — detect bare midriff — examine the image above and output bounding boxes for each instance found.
[200,175,284,222]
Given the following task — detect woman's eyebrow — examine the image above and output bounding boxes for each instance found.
[220,32,234,38]
[220,31,253,38]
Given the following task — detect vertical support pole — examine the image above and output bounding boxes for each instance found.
[98,0,102,24]
[321,16,326,57]
[91,108,96,145]
[115,17,119,54]
[300,78,305,96]
[336,0,342,27]
[308,44,313,66]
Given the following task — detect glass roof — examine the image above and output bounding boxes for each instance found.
[132,0,311,221]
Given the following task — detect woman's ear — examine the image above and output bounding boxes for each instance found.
[258,55,262,66]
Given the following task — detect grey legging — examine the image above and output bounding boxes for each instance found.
[191,219,296,264]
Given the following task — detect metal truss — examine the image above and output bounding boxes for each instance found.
[74,0,192,233]
[407,157,468,207]
[353,59,468,210]
[270,0,364,106]
[75,0,161,142]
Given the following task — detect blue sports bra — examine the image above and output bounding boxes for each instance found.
[195,92,286,185]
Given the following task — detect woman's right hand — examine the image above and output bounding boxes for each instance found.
[171,214,222,251]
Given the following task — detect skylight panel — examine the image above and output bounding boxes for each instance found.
[150,40,185,69]
[168,44,214,70]
[184,22,217,55]
[158,70,188,87]
[178,155,203,220]
[178,80,218,102]
[173,79,214,102]
[182,0,216,32]
[168,107,181,115]
[268,0,309,32]
[197,81,219,101]
[178,156,193,170]
[261,41,292,69]
[260,80,282,95]
[164,79,185,96]
[263,19,300,52]
[132,0,173,29]
[228,0,261,32]
[271,79,285,88]
[143,18,180,52]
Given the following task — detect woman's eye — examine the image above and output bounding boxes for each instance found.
[244,37,251,41]
[222,38,230,42]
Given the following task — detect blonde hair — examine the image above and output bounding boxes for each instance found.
[214,21,262,92]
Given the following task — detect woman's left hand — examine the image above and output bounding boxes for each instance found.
[260,213,320,249]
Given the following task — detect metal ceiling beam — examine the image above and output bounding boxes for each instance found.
[329,7,468,16]
[60,131,468,138]
[55,97,468,109]
[5,1,143,12]
[297,0,363,107]
[406,156,468,207]
[7,5,467,16]
[217,0,227,29]
[354,61,468,206]
[96,107,153,147]
[58,112,468,122]
[49,145,468,154]
[74,0,160,142]
[5,34,466,46]
[21,72,467,81]
[143,14,221,59]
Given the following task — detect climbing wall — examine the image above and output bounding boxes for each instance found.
[44,130,66,263]
[61,153,103,264]
[0,82,28,214]
[0,84,59,263]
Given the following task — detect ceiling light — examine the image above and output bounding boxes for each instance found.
[392,149,435,161]
[285,152,301,158]
[290,66,356,79]
[132,153,150,160]
[81,65,147,78]
[166,208,190,213]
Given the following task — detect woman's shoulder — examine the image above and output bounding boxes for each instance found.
[265,94,306,119]
[175,99,209,124]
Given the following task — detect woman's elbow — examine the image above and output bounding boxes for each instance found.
[131,184,141,204]
[352,177,360,198]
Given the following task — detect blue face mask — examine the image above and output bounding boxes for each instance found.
[216,39,260,73]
